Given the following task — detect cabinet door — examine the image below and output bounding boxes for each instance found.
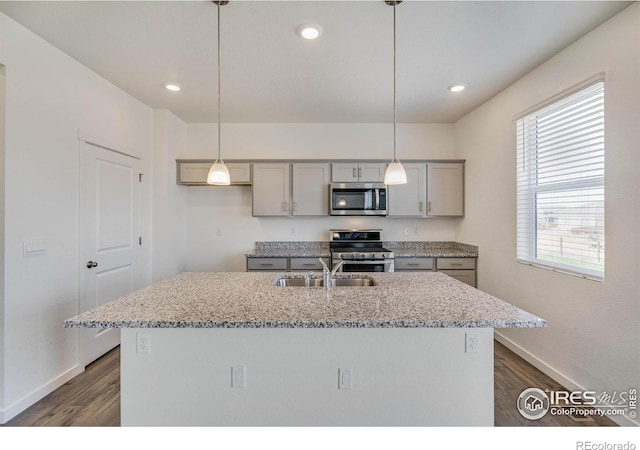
[394,257,434,271]
[246,257,288,271]
[290,257,330,271]
[427,162,464,217]
[358,163,387,182]
[178,162,210,184]
[252,163,291,216]
[178,162,252,185]
[388,163,426,216]
[292,163,330,216]
[331,163,359,182]
[227,163,252,184]
[438,270,476,287]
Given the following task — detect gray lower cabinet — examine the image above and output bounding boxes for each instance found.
[247,257,329,272]
[438,270,476,287]
[394,256,476,288]
[246,257,288,272]
[394,257,434,271]
[289,257,329,271]
[436,258,477,287]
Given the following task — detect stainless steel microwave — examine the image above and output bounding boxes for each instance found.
[329,183,387,216]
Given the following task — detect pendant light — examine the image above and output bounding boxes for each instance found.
[383,0,407,185]
[207,0,231,185]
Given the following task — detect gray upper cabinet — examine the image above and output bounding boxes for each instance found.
[177,158,465,219]
[292,163,331,216]
[177,161,251,185]
[252,163,291,216]
[331,163,386,183]
[388,163,427,217]
[427,162,464,217]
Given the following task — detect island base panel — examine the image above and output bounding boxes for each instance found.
[121,328,494,426]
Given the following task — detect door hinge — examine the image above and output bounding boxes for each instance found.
[139,173,143,182]
[139,236,142,246]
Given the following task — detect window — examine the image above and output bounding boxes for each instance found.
[516,81,604,281]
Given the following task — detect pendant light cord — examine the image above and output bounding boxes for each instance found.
[217,1,222,162]
[393,3,397,162]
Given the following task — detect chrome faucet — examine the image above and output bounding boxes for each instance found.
[319,258,345,289]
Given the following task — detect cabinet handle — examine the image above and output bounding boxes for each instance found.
[419,201,423,212]
[353,168,357,179]
[302,263,316,266]
[407,263,421,267]
[428,201,432,212]
[282,201,288,212]
[260,263,274,267]
[293,201,297,212]
[358,167,362,178]
[450,263,463,267]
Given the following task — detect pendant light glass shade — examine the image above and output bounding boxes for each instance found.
[207,160,231,185]
[384,0,407,186]
[384,161,407,185]
[207,1,231,185]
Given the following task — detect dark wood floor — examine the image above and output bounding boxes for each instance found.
[2,340,617,427]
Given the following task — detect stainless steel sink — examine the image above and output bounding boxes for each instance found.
[273,276,377,287]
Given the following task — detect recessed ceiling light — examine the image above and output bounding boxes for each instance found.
[297,24,322,40]
[448,84,466,93]
[165,84,181,92]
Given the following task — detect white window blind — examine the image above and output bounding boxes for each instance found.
[516,81,604,281]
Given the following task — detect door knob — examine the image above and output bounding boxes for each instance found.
[86,261,98,268]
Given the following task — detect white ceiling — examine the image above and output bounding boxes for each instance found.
[0,1,631,123]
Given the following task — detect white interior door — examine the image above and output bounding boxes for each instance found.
[79,141,141,366]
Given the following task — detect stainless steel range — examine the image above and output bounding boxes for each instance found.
[330,229,394,272]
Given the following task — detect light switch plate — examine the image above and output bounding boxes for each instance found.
[23,238,46,256]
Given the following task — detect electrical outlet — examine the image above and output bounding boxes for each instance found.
[404,227,418,236]
[136,332,151,354]
[216,227,223,236]
[290,226,296,236]
[231,366,246,388]
[338,368,353,390]
[465,332,478,353]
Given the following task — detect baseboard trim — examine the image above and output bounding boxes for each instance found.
[495,332,639,427]
[0,364,85,424]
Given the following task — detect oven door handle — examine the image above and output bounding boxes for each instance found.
[342,260,389,263]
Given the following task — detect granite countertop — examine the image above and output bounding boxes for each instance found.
[64,272,545,329]
[387,241,478,258]
[246,241,330,258]
[245,241,478,258]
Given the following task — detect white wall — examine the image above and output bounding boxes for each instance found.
[151,110,188,282]
[454,4,640,425]
[0,65,6,411]
[0,13,154,422]
[182,123,460,272]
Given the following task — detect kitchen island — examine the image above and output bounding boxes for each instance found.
[65,271,545,426]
